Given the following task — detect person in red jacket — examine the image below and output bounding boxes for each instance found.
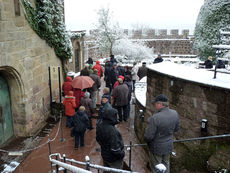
[112,75,124,98]
[92,60,104,78]
[63,91,76,128]
[62,77,73,96]
[73,88,85,111]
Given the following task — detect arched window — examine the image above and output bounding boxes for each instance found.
[14,0,20,16]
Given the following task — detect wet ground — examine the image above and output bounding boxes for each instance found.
[0,79,151,173]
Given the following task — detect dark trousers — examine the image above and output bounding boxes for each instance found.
[66,116,73,128]
[126,103,130,117]
[117,105,128,122]
[88,117,93,129]
[74,131,85,148]
[103,159,123,173]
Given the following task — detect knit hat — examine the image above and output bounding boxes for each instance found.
[79,106,85,111]
[84,92,90,98]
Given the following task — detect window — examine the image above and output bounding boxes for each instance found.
[14,0,20,16]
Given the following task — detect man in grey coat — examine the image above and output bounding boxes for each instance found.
[89,69,101,109]
[114,78,129,122]
[144,94,180,173]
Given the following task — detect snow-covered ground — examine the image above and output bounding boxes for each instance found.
[135,77,147,107]
[2,161,20,173]
[135,61,230,107]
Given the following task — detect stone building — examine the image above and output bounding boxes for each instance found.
[0,0,84,146]
[134,65,230,171]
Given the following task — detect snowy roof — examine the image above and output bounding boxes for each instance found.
[148,61,230,90]
[212,45,230,50]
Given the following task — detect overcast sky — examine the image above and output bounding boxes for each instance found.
[64,0,204,34]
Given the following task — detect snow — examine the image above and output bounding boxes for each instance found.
[148,61,230,90]
[135,61,230,107]
[155,163,167,171]
[212,45,230,50]
[3,161,20,173]
[135,76,147,107]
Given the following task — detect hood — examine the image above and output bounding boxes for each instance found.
[118,75,124,80]
[102,108,118,125]
[66,76,72,82]
[77,111,85,116]
[65,91,75,99]
[68,91,74,96]
[96,60,100,65]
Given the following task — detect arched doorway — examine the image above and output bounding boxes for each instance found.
[0,75,14,146]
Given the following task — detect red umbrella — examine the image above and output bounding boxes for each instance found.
[71,76,94,90]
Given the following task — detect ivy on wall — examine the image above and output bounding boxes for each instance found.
[21,0,78,61]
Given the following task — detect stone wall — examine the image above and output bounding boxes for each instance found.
[135,68,230,143]
[0,0,62,137]
[145,39,192,55]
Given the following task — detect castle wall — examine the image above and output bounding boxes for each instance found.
[134,68,230,144]
[0,0,62,137]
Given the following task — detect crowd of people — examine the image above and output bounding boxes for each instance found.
[61,54,180,172]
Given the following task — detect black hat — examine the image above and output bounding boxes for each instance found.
[142,62,146,65]
[102,94,110,99]
[152,94,168,104]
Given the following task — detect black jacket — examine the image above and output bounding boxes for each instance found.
[137,66,148,80]
[204,60,213,69]
[153,57,163,63]
[104,62,112,85]
[73,111,89,133]
[110,68,119,87]
[96,108,125,162]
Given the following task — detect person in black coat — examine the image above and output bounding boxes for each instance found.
[104,60,113,91]
[154,54,163,64]
[86,57,93,65]
[204,56,213,69]
[110,54,117,64]
[216,59,225,69]
[137,62,148,80]
[73,106,89,149]
[110,63,119,89]
[96,107,125,171]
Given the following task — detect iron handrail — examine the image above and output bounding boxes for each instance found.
[124,133,230,147]
[49,153,138,173]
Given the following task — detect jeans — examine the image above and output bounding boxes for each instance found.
[117,105,128,122]
[91,91,98,109]
[75,131,85,148]
[66,116,73,128]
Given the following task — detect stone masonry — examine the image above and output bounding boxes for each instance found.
[0,0,63,137]
[134,68,230,143]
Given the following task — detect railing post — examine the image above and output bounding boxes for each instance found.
[56,155,59,173]
[85,156,90,171]
[129,141,132,170]
[48,135,53,173]
[63,154,67,173]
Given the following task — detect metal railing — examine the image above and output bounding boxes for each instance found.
[124,133,230,172]
[49,153,138,173]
